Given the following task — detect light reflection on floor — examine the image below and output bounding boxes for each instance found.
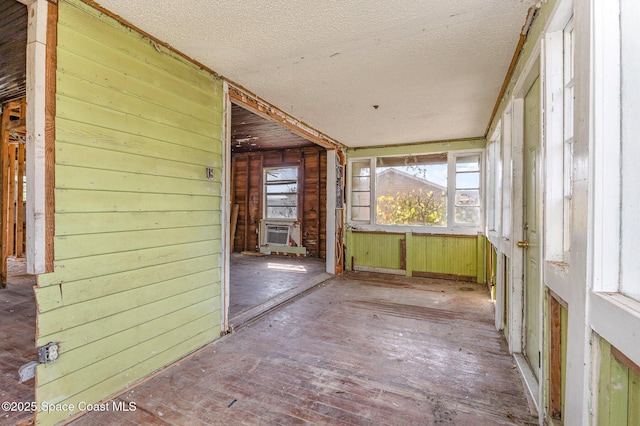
[267,262,308,273]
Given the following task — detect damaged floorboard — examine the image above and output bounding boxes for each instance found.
[73,272,537,425]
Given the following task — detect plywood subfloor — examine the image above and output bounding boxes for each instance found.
[229,253,326,318]
[0,258,36,426]
[72,272,537,425]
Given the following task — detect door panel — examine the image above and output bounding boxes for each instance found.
[524,77,541,380]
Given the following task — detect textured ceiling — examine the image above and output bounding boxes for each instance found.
[95,0,537,148]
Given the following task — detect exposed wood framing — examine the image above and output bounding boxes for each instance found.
[229,86,345,152]
[0,98,27,284]
[316,150,321,258]
[232,148,327,257]
[243,156,250,252]
[16,143,25,258]
[549,293,564,421]
[299,155,305,244]
[44,0,57,272]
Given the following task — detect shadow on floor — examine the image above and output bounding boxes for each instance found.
[73,272,538,425]
[0,258,36,426]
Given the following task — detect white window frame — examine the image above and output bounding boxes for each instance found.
[544,16,574,264]
[590,0,640,373]
[486,125,502,243]
[263,166,299,222]
[346,149,483,235]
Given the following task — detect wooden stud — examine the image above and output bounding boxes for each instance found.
[45,0,58,272]
[299,155,305,251]
[7,144,17,257]
[230,204,239,251]
[16,142,25,258]
[0,104,10,284]
[243,156,250,252]
[549,294,563,420]
[317,150,321,258]
[256,154,264,249]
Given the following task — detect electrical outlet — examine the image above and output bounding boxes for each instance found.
[38,342,59,364]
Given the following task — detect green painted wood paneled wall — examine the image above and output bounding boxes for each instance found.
[411,234,477,278]
[598,338,640,425]
[347,232,404,270]
[346,231,480,280]
[33,1,223,424]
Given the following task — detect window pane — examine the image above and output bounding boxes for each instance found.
[351,206,370,221]
[456,155,480,172]
[352,192,370,206]
[352,162,370,177]
[266,167,297,182]
[352,176,371,191]
[456,172,480,189]
[267,194,297,207]
[456,190,480,207]
[375,154,448,226]
[267,207,297,219]
[266,183,297,194]
[456,206,480,224]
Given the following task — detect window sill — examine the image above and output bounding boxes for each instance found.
[346,223,482,236]
[590,291,640,368]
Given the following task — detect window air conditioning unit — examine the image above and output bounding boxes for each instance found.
[265,224,290,246]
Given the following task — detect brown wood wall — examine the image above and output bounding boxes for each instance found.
[231,147,327,258]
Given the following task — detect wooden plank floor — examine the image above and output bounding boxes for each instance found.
[229,253,326,318]
[72,272,537,425]
[0,258,36,426]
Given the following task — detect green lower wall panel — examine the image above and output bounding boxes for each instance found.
[348,232,404,270]
[598,337,640,425]
[411,234,477,278]
[34,1,224,424]
[346,231,480,280]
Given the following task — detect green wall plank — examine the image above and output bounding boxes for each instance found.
[610,355,630,424]
[55,211,220,236]
[37,297,218,387]
[54,226,219,260]
[36,0,224,423]
[56,165,217,196]
[36,281,220,352]
[39,240,218,288]
[38,271,215,338]
[55,189,220,213]
[37,319,219,425]
[345,231,478,277]
[57,142,221,181]
[412,234,477,277]
[57,118,221,166]
[57,95,220,152]
[58,72,219,136]
[58,1,218,96]
[349,232,404,270]
[598,338,612,426]
[36,254,219,312]
[629,368,640,425]
[57,48,217,121]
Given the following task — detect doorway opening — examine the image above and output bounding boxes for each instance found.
[0,1,37,425]
[227,101,332,329]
